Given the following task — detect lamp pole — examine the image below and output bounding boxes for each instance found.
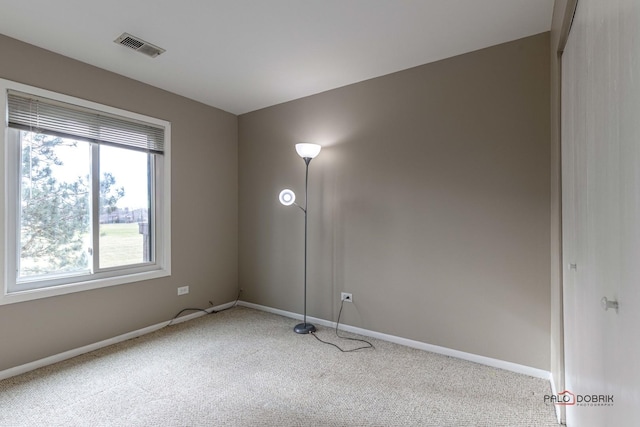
[294,157,315,334]
[278,143,321,334]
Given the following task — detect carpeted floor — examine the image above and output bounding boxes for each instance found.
[0,306,558,426]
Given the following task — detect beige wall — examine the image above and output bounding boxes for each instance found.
[0,34,238,371]
[239,33,551,370]
[1,30,553,374]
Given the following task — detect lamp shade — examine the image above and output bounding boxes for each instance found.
[279,189,296,206]
[295,143,322,159]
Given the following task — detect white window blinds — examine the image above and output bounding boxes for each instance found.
[7,90,165,154]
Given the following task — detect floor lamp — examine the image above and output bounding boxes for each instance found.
[278,143,322,334]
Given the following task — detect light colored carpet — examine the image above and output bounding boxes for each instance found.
[0,306,558,426]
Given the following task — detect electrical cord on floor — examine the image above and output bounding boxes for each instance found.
[209,289,242,313]
[166,307,209,326]
[167,289,242,326]
[311,299,374,352]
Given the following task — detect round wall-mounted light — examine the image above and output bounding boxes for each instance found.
[295,143,322,159]
[279,189,296,206]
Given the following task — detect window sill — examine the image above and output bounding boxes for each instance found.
[0,269,170,306]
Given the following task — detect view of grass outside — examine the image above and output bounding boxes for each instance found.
[99,223,144,268]
[18,131,151,280]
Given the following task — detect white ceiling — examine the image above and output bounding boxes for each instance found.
[0,1,553,115]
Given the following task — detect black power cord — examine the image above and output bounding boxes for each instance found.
[167,289,242,326]
[209,289,242,313]
[311,299,374,352]
[166,307,209,326]
[166,291,372,353]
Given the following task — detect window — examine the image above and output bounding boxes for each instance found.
[0,79,171,304]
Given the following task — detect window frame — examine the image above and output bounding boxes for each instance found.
[0,79,171,305]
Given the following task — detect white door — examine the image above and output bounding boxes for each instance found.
[562,0,640,425]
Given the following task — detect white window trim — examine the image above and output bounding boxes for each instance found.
[0,79,171,305]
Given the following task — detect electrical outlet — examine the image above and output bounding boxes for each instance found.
[341,292,353,302]
[177,286,189,296]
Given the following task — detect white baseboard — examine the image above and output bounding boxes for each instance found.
[0,300,236,382]
[238,300,552,381]
[1,299,553,391]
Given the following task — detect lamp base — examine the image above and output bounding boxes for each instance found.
[294,322,316,334]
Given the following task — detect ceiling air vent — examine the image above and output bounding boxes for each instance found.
[114,33,165,58]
